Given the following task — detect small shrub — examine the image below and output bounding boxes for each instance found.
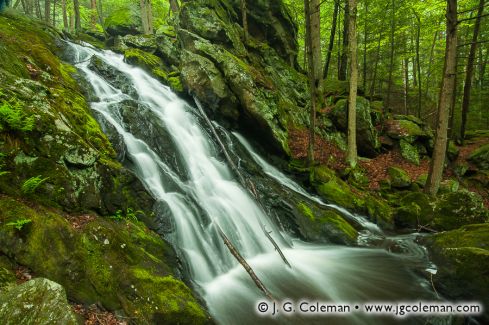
[6,218,32,230]
[109,208,141,222]
[21,175,49,194]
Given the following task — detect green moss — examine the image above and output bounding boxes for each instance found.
[399,139,420,165]
[168,76,184,93]
[296,201,358,244]
[0,196,206,322]
[388,166,411,188]
[124,48,161,71]
[468,143,489,170]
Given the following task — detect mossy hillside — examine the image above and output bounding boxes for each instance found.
[0,196,207,324]
[0,13,153,215]
[296,201,358,245]
[309,165,394,229]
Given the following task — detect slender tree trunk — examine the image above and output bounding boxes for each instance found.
[413,11,422,117]
[425,28,440,99]
[35,0,42,20]
[97,0,104,26]
[425,0,458,196]
[305,0,322,166]
[90,0,97,28]
[347,0,358,167]
[69,13,74,32]
[363,0,368,91]
[460,0,485,142]
[338,0,349,81]
[169,0,178,13]
[241,0,248,43]
[44,0,50,24]
[140,0,153,34]
[74,0,81,32]
[369,28,382,99]
[61,0,68,30]
[52,0,56,27]
[323,0,339,79]
[386,0,396,112]
[403,57,409,114]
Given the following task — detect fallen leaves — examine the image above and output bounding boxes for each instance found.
[72,304,128,325]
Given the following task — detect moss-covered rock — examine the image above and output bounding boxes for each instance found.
[104,5,141,37]
[0,196,207,324]
[0,278,78,324]
[384,118,428,143]
[425,224,489,321]
[394,192,434,228]
[329,97,381,157]
[310,165,394,229]
[399,139,420,165]
[431,190,488,231]
[178,0,308,156]
[295,202,357,245]
[468,143,489,170]
[387,166,411,188]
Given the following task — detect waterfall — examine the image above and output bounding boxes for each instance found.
[68,42,438,325]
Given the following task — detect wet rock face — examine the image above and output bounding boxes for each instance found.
[0,278,78,325]
[178,0,308,156]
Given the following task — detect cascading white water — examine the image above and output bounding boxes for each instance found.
[69,42,438,325]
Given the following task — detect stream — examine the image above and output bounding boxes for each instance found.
[67,41,446,325]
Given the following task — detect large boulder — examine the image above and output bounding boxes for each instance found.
[387,166,411,188]
[384,116,429,143]
[0,278,78,324]
[104,6,141,37]
[329,97,381,157]
[178,0,308,156]
[425,224,489,322]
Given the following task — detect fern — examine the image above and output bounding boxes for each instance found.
[0,101,35,132]
[21,175,49,194]
[6,218,32,230]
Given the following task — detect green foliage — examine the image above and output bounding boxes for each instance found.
[0,99,34,133]
[6,218,32,230]
[109,208,141,222]
[21,176,49,194]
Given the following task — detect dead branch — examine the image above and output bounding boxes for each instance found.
[216,224,274,300]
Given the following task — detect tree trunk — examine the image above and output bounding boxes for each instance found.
[44,0,50,24]
[460,0,485,142]
[241,0,248,43]
[362,0,368,91]
[323,0,338,78]
[413,10,422,117]
[305,0,322,166]
[90,0,97,28]
[97,0,104,26]
[369,28,382,99]
[403,57,409,115]
[425,0,458,196]
[346,0,358,167]
[35,0,42,20]
[74,0,81,32]
[52,0,56,27]
[140,0,153,34]
[425,28,440,99]
[385,0,396,112]
[61,0,68,30]
[169,0,178,13]
[338,0,349,81]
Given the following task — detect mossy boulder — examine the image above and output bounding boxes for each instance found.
[116,34,158,53]
[387,166,411,188]
[104,6,141,37]
[0,278,78,324]
[310,165,394,229]
[295,202,358,245]
[330,97,380,157]
[468,143,489,170]
[0,196,207,324]
[425,224,489,321]
[399,139,420,165]
[431,190,488,231]
[384,117,428,143]
[394,192,434,228]
[178,0,308,156]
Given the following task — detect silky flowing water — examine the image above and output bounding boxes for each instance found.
[67,42,444,324]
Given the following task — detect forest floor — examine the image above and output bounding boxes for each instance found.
[289,129,489,207]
